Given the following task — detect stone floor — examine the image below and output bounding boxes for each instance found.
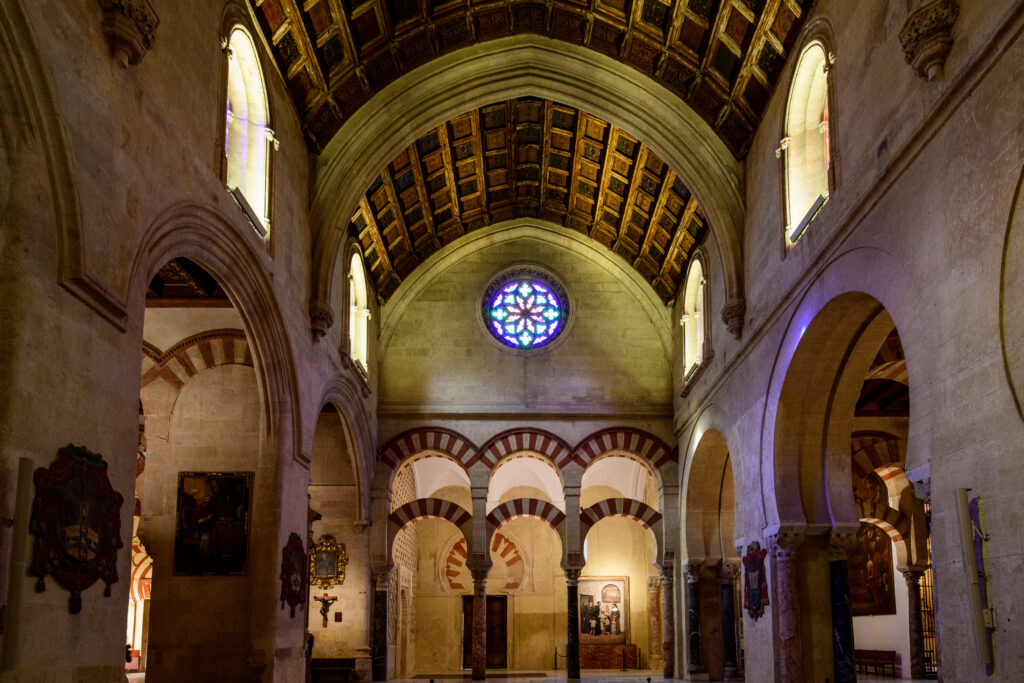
[127,670,935,682]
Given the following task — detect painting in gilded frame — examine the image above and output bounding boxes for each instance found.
[578,577,629,644]
[847,522,896,615]
[174,472,252,575]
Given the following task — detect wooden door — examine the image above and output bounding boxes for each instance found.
[462,596,508,669]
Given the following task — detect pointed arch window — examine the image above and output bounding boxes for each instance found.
[781,40,835,245]
[681,259,707,381]
[348,252,370,377]
[225,26,274,239]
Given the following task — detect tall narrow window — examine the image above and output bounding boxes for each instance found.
[349,253,370,377]
[681,260,706,379]
[225,27,273,238]
[782,41,832,244]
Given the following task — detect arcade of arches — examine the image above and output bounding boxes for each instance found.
[0,1,1023,682]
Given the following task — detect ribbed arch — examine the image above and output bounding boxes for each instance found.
[141,329,252,393]
[486,498,566,531]
[580,498,662,533]
[378,427,478,470]
[573,427,675,471]
[475,428,573,469]
[388,498,472,531]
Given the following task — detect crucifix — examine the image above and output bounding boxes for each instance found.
[313,592,338,628]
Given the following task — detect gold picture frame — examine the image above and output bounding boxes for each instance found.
[309,534,349,589]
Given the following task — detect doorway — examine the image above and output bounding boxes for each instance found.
[462,595,507,669]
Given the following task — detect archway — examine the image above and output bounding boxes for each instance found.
[682,428,740,680]
[135,257,267,682]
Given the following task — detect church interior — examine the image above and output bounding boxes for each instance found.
[0,0,1022,681]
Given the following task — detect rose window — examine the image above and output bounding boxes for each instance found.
[485,275,567,349]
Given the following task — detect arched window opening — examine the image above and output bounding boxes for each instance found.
[348,252,370,377]
[681,259,706,381]
[225,27,274,239]
[782,41,832,245]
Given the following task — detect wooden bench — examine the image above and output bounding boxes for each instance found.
[854,649,898,677]
[311,657,356,683]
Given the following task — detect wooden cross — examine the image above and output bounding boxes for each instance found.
[313,593,338,628]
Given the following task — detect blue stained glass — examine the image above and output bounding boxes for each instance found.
[486,277,566,349]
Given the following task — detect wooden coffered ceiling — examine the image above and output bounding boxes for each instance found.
[351,98,708,303]
[249,0,812,158]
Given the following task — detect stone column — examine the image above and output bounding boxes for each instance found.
[565,567,582,680]
[769,533,803,683]
[683,561,704,675]
[660,565,675,679]
[720,562,741,681]
[646,576,663,671]
[829,535,856,683]
[470,567,488,680]
[903,570,926,679]
[371,566,394,681]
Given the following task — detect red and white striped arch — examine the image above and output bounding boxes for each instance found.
[388,497,473,531]
[474,428,573,469]
[486,498,566,531]
[580,497,662,534]
[141,329,253,393]
[851,432,904,478]
[572,428,675,470]
[858,499,911,542]
[378,427,478,470]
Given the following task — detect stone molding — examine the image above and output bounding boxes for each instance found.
[98,0,160,66]
[899,0,959,81]
[721,297,746,339]
[309,300,334,339]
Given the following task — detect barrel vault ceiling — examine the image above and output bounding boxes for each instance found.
[351,98,707,303]
[249,0,812,159]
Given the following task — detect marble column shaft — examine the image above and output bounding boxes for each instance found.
[904,570,926,679]
[471,569,487,680]
[646,576,662,670]
[771,534,803,683]
[660,567,675,679]
[828,537,856,683]
[565,568,581,679]
[720,563,740,680]
[683,562,704,674]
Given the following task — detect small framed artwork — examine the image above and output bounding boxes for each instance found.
[848,522,897,616]
[174,472,252,575]
[578,576,629,644]
[309,534,349,589]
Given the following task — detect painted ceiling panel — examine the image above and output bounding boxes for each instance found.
[248,0,812,157]
[350,97,708,304]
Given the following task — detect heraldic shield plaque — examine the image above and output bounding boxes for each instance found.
[29,444,125,614]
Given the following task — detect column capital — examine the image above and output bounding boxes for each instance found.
[767,532,803,562]
[720,561,741,583]
[470,566,489,583]
[660,564,675,586]
[647,575,662,592]
[563,567,582,585]
[901,569,925,586]
[683,561,702,583]
[828,531,858,560]
[372,565,394,590]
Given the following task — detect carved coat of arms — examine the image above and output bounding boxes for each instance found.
[280,532,307,618]
[29,444,124,613]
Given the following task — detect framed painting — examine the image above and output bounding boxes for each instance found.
[848,522,896,616]
[174,472,252,575]
[309,534,349,589]
[578,576,629,644]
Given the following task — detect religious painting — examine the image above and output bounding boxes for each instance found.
[29,444,124,614]
[309,534,349,589]
[742,541,769,620]
[174,472,251,575]
[280,532,306,618]
[847,522,896,616]
[578,577,628,644]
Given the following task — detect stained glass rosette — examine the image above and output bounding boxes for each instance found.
[487,279,563,348]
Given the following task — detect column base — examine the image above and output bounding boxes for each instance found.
[683,671,710,681]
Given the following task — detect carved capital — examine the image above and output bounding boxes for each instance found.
[683,561,702,584]
[310,300,334,339]
[372,566,394,591]
[563,567,582,585]
[899,0,959,81]
[721,298,746,339]
[720,561,741,583]
[647,575,662,592]
[98,0,159,66]
[767,532,803,563]
[902,569,924,589]
[828,531,857,561]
